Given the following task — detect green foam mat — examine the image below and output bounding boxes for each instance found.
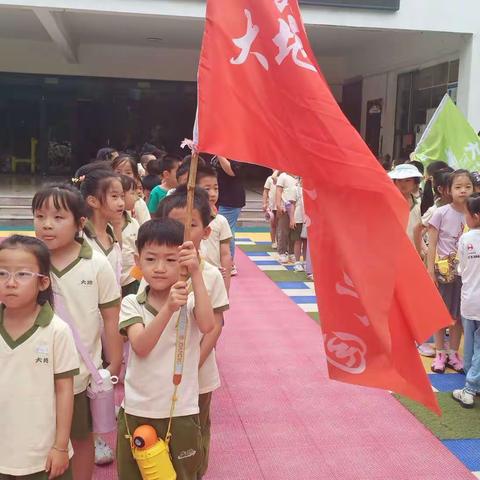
[395,392,480,439]
[237,244,275,252]
[262,270,311,282]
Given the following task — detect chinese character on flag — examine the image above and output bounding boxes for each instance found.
[196,0,451,413]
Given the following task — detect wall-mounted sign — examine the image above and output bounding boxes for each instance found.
[299,0,400,11]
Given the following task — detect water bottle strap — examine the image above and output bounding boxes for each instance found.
[53,289,103,387]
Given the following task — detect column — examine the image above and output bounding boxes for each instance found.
[457,33,480,133]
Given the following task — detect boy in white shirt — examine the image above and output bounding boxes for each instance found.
[263,170,279,249]
[196,165,233,291]
[117,218,215,480]
[158,186,229,478]
[275,172,298,263]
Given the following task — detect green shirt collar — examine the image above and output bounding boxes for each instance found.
[136,286,158,316]
[84,219,117,241]
[0,302,54,328]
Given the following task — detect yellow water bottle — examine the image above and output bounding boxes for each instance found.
[131,425,177,480]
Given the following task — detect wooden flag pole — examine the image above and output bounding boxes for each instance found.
[180,151,199,280]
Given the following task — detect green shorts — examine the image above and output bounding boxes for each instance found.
[116,408,203,480]
[0,464,72,480]
[290,223,303,242]
[70,391,92,440]
[198,392,213,478]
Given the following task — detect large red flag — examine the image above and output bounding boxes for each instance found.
[196,0,451,413]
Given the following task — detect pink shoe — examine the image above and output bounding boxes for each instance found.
[431,352,447,373]
[447,352,465,373]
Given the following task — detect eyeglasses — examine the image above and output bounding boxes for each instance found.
[0,269,47,284]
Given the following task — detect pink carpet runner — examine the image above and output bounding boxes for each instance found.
[93,249,474,479]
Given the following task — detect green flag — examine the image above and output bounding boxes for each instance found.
[413,94,480,171]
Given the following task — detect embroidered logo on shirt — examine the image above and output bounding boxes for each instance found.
[35,343,49,364]
[468,243,474,252]
[80,280,94,286]
[177,449,196,460]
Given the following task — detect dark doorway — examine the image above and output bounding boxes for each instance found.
[365,99,382,157]
[342,79,363,133]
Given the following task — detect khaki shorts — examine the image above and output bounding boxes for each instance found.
[0,464,72,480]
[116,408,203,480]
[70,391,93,440]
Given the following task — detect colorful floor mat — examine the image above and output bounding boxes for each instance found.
[236,227,480,477]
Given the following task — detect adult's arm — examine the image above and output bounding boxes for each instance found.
[216,156,236,177]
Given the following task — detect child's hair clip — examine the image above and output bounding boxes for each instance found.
[71,175,85,184]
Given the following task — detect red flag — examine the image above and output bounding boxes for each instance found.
[196,0,451,413]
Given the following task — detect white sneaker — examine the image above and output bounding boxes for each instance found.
[272,242,277,249]
[279,254,289,264]
[293,262,304,272]
[452,388,475,408]
[95,436,115,465]
[418,343,436,358]
[231,265,238,276]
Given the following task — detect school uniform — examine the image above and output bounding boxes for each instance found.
[0,303,78,477]
[200,213,232,269]
[51,239,121,438]
[121,211,140,297]
[276,173,297,255]
[116,288,203,480]
[133,198,151,226]
[196,261,229,478]
[83,220,122,286]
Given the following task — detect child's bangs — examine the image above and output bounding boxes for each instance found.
[33,189,71,213]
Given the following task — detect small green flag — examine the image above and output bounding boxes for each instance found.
[413,94,480,171]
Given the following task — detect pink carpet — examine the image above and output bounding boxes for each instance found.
[93,249,475,479]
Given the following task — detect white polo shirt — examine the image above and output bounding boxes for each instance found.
[121,212,140,287]
[198,261,229,394]
[200,214,232,269]
[0,303,79,476]
[276,173,297,204]
[133,198,151,226]
[458,229,480,321]
[83,220,122,286]
[120,288,200,418]
[264,175,277,211]
[51,240,121,394]
[134,261,229,396]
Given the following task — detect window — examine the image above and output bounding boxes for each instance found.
[393,60,459,160]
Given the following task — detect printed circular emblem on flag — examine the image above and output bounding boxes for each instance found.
[323,331,367,374]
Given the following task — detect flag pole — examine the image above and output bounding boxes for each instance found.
[180,151,199,280]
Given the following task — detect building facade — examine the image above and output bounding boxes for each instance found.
[0,0,478,174]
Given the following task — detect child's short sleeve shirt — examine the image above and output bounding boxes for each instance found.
[276,173,297,204]
[429,204,466,257]
[119,289,201,418]
[121,212,140,287]
[51,240,121,394]
[264,176,277,210]
[458,229,480,320]
[133,198,151,225]
[0,303,78,476]
[198,261,229,394]
[200,214,233,269]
